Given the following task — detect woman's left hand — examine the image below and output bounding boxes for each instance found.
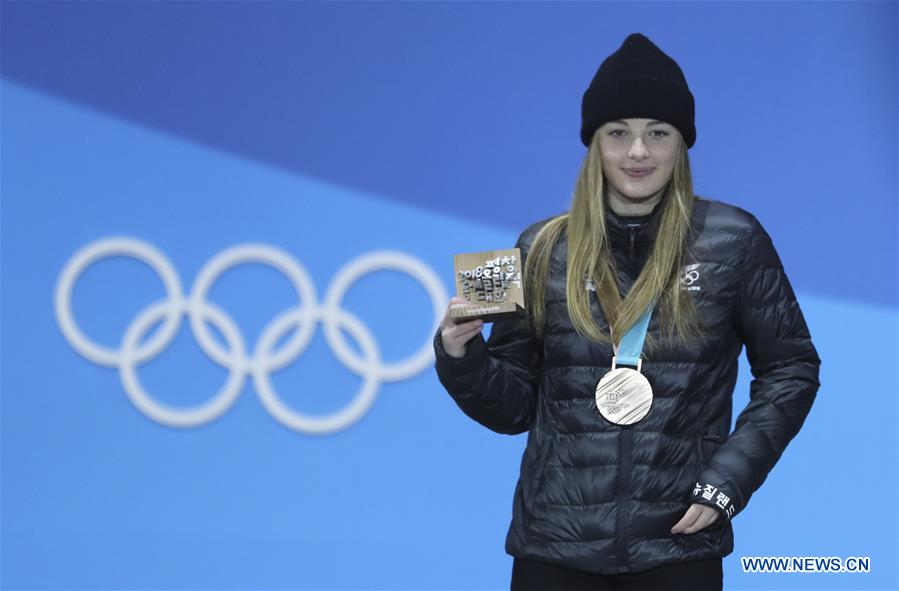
[670,503,720,534]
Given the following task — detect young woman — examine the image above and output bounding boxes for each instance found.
[433,33,821,590]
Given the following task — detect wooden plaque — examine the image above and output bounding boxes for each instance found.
[450,248,526,323]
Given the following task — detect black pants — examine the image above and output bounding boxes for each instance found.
[510,556,723,591]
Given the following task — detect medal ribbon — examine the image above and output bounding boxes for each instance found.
[611,302,655,368]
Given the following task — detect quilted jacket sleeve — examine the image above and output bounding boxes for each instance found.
[689,216,821,521]
[433,231,542,435]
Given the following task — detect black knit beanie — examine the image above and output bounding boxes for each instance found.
[580,33,696,149]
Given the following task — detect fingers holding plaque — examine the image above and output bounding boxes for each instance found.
[451,249,527,324]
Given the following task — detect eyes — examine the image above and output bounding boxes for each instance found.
[607,128,670,139]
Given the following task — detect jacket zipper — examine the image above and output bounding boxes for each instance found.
[616,426,633,567]
[628,225,638,259]
[616,223,640,567]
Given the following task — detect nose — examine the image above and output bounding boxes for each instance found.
[627,137,650,160]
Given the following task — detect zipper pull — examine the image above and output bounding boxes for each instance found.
[628,225,638,258]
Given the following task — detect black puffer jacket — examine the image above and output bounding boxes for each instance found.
[433,195,821,574]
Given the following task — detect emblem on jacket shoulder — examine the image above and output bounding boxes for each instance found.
[680,263,701,292]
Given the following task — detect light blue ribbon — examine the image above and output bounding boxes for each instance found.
[615,302,655,368]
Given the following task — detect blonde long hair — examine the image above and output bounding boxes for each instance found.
[523,132,706,353]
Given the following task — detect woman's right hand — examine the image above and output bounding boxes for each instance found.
[439,296,484,358]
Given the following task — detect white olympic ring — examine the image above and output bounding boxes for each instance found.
[682,270,700,286]
[55,237,448,435]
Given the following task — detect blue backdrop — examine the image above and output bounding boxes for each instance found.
[1,2,896,589]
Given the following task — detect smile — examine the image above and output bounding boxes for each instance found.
[623,168,654,178]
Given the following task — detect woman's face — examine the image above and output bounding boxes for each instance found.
[598,118,681,204]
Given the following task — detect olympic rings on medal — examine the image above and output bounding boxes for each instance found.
[55,237,448,435]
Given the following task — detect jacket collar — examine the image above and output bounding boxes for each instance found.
[604,192,668,257]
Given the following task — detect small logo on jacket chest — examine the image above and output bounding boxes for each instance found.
[680,263,701,292]
[586,265,702,292]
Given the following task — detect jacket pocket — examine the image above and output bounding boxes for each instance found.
[527,437,552,506]
[695,433,725,466]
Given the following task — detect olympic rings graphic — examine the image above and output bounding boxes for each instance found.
[55,237,448,435]
[680,263,701,286]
